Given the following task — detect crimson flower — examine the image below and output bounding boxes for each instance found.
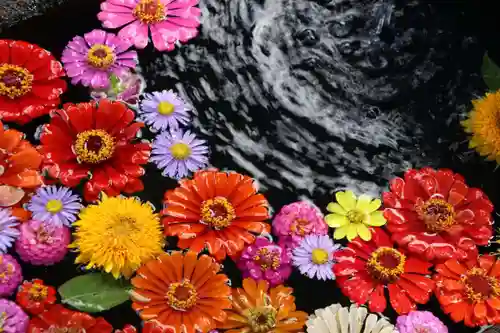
[39,99,151,201]
[16,279,56,315]
[334,228,435,314]
[383,168,493,262]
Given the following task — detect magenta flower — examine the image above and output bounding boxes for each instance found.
[98,0,201,52]
[61,29,138,89]
[272,201,328,250]
[236,237,292,287]
[0,254,22,297]
[396,311,448,333]
[0,299,29,333]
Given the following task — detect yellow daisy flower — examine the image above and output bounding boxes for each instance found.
[324,190,386,241]
[462,90,500,163]
[70,194,164,279]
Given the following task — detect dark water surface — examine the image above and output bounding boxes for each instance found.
[2,0,500,331]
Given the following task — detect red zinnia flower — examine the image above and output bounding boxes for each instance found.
[142,321,174,333]
[28,304,113,333]
[434,255,500,327]
[39,99,151,202]
[334,228,435,314]
[383,168,493,262]
[0,40,66,124]
[115,325,137,333]
[16,279,56,315]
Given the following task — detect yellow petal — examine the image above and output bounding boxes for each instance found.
[334,225,348,240]
[365,211,387,226]
[336,191,357,211]
[326,202,346,215]
[356,223,372,241]
[366,198,381,213]
[346,223,358,241]
[325,214,349,228]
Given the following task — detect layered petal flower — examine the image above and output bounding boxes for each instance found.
[16,279,56,315]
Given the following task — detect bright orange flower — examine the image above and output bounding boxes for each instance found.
[221,278,308,333]
[131,251,232,333]
[162,170,271,261]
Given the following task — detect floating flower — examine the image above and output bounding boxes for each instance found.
[0,299,29,333]
[98,0,201,51]
[334,228,435,314]
[71,195,164,279]
[0,208,20,253]
[16,279,56,315]
[131,251,231,332]
[396,311,448,333]
[383,168,494,262]
[15,220,70,266]
[151,129,209,179]
[325,191,386,241]
[220,277,308,332]
[162,170,270,261]
[27,304,112,333]
[433,254,500,327]
[39,100,151,202]
[272,201,328,249]
[61,29,137,89]
[292,234,341,281]
[0,40,66,124]
[306,304,396,333]
[0,253,22,297]
[138,90,191,131]
[27,185,83,227]
[91,71,146,106]
[0,121,43,207]
[237,237,292,287]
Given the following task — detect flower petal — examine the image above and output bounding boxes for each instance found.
[336,190,357,211]
[324,214,348,228]
[326,202,346,215]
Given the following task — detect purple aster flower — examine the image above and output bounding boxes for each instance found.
[90,70,146,106]
[237,237,292,287]
[396,311,448,333]
[150,129,209,179]
[292,234,341,280]
[0,208,19,253]
[0,299,29,333]
[27,186,83,227]
[138,90,191,132]
[61,29,138,89]
[0,254,22,297]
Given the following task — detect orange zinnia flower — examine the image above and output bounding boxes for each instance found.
[131,251,232,333]
[221,278,308,332]
[162,170,270,261]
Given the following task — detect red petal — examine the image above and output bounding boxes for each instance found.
[445,302,467,323]
[371,228,392,248]
[441,278,464,292]
[397,277,431,304]
[387,283,415,314]
[404,257,432,274]
[402,273,435,293]
[438,291,464,306]
[124,177,144,194]
[444,259,467,276]
[0,40,9,63]
[479,255,496,272]
[474,302,487,320]
[447,181,468,206]
[487,297,500,310]
[368,284,386,312]
[9,40,33,66]
[31,80,66,100]
[104,165,128,190]
[96,99,127,131]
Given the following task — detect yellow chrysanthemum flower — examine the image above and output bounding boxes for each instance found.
[70,194,164,279]
[462,90,500,163]
[324,190,386,241]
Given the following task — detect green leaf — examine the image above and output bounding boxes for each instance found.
[58,273,131,313]
[481,53,500,91]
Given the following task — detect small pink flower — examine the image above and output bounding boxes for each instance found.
[0,253,22,297]
[98,0,201,52]
[15,220,70,266]
[272,201,328,250]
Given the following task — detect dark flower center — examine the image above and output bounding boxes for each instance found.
[416,198,456,232]
[166,280,198,310]
[200,197,235,229]
[74,129,115,164]
[462,267,500,301]
[86,135,103,153]
[92,49,108,58]
[366,247,406,283]
[0,64,33,99]
[247,307,277,333]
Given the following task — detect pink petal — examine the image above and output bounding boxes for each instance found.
[167,6,201,18]
[118,21,150,49]
[108,0,138,8]
[84,29,107,45]
[64,62,87,77]
[61,49,87,63]
[101,2,134,13]
[115,59,137,68]
[165,0,199,9]
[116,50,137,60]
[167,16,200,28]
[150,24,176,51]
[98,11,137,29]
[90,71,111,89]
[66,36,89,54]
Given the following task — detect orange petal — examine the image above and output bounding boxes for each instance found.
[479,255,496,272]
[444,259,467,276]
[442,278,464,292]
[487,297,500,310]
[131,276,165,295]
[182,251,199,281]
[192,255,218,289]
[7,147,42,172]
[0,129,23,151]
[445,302,467,322]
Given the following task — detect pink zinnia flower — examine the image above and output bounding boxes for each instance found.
[272,201,328,250]
[98,0,201,52]
[0,254,22,297]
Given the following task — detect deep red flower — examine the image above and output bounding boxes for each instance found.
[28,304,113,333]
[383,168,493,262]
[0,40,66,124]
[334,228,435,314]
[434,255,500,327]
[39,99,151,201]
[115,325,137,333]
[16,279,56,315]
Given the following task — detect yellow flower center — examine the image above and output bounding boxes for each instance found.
[74,129,115,164]
[416,198,456,233]
[133,0,165,24]
[253,247,281,270]
[0,262,14,283]
[0,312,6,333]
[200,197,235,230]
[28,283,49,301]
[311,248,329,265]
[246,307,277,333]
[462,267,500,302]
[46,199,63,213]
[157,101,175,115]
[346,209,365,224]
[0,64,33,99]
[170,143,191,160]
[87,44,115,69]
[366,247,406,283]
[166,280,198,311]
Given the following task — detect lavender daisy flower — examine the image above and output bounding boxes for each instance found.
[0,208,19,253]
[292,234,341,280]
[138,90,191,131]
[396,311,448,333]
[150,129,209,179]
[27,186,83,227]
[61,29,138,89]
